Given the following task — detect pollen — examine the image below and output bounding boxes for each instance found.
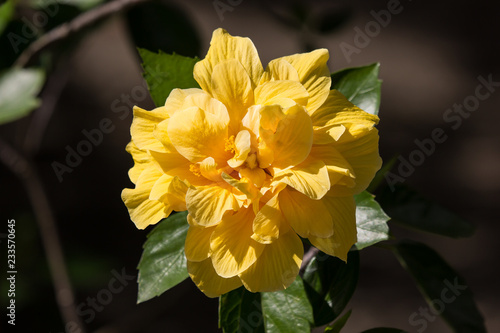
[224,135,236,154]
[189,163,202,177]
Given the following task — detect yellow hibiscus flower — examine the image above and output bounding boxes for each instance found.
[122,28,382,297]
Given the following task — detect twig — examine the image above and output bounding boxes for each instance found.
[15,0,151,68]
[0,138,86,332]
[24,58,69,154]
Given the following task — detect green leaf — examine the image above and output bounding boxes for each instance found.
[261,277,314,333]
[378,184,475,238]
[360,328,407,333]
[137,212,189,303]
[0,67,45,125]
[0,0,15,35]
[331,63,381,115]
[324,310,351,333]
[354,191,390,250]
[303,251,359,327]
[219,287,264,333]
[394,240,486,333]
[138,48,199,107]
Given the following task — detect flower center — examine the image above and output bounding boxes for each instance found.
[189,163,202,177]
[224,135,236,154]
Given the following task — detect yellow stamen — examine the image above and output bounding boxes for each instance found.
[224,135,236,154]
[189,163,202,177]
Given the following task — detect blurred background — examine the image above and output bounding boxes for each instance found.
[1,0,499,332]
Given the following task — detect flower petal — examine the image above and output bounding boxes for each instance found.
[121,165,171,229]
[254,80,308,107]
[227,129,252,168]
[333,125,382,194]
[310,89,379,127]
[276,49,331,113]
[126,141,151,184]
[251,193,282,244]
[273,156,330,200]
[164,88,205,116]
[260,104,313,169]
[210,207,265,277]
[239,224,303,292]
[131,106,169,152]
[185,225,216,262]
[185,184,239,227]
[260,58,300,83]
[279,187,333,238]
[150,150,211,186]
[187,258,242,298]
[211,59,255,130]
[167,106,230,163]
[194,28,263,94]
[309,145,355,187]
[308,195,356,261]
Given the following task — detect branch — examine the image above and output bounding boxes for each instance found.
[15,0,151,68]
[0,138,86,332]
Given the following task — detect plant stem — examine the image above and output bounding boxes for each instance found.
[0,138,86,332]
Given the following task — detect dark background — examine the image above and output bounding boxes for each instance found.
[1,0,499,332]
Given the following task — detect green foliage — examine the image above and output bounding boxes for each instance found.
[138,48,199,107]
[260,277,314,333]
[0,0,14,35]
[378,184,475,238]
[219,287,265,333]
[324,310,351,333]
[394,240,486,333]
[331,63,381,115]
[0,67,45,125]
[303,251,359,326]
[137,212,189,303]
[354,191,390,249]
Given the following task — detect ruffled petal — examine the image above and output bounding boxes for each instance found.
[210,207,265,277]
[211,59,254,130]
[260,104,313,169]
[308,195,356,261]
[254,80,308,108]
[185,225,216,262]
[309,145,355,187]
[333,125,381,194]
[187,258,242,298]
[279,188,333,238]
[185,184,239,227]
[150,151,211,187]
[131,106,169,152]
[273,49,331,113]
[239,223,303,292]
[251,193,282,244]
[194,28,263,94]
[121,165,171,229]
[167,106,230,163]
[259,58,300,83]
[164,88,205,116]
[273,156,330,200]
[126,141,151,184]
